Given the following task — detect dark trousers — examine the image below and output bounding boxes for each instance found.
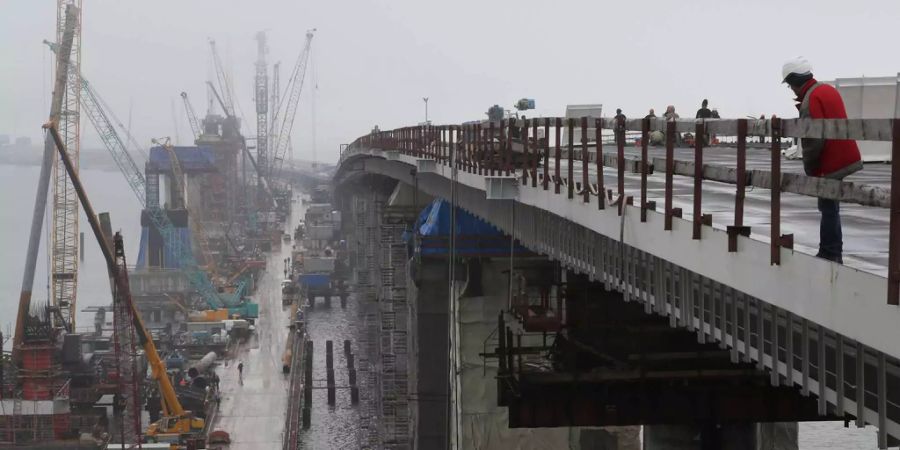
[817,198,843,262]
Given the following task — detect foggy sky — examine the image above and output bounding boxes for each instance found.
[1,0,898,164]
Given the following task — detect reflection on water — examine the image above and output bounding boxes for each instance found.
[300,296,364,448]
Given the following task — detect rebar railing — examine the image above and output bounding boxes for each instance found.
[344,116,900,305]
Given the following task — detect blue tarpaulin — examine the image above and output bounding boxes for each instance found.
[412,199,529,256]
[147,146,217,173]
[298,273,330,288]
[135,225,195,269]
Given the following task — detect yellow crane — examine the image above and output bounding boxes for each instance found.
[46,125,207,444]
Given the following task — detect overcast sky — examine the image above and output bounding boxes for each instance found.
[1,0,898,163]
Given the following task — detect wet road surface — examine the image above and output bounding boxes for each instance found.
[212,205,299,449]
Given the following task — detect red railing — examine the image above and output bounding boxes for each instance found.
[344,116,900,304]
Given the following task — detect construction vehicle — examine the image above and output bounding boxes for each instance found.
[46,125,207,445]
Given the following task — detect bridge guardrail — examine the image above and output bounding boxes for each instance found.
[342,116,900,306]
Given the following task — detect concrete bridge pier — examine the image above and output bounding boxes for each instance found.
[644,422,798,450]
[409,250,641,449]
[410,257,450,449]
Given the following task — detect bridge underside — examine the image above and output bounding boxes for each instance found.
[335,149,900,447]
[501,275,834,428]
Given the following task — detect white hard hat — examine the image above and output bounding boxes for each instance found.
[782,57,812,82]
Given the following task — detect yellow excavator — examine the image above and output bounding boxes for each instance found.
[45,125,206,444]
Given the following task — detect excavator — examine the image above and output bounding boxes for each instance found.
[45,124,208,444]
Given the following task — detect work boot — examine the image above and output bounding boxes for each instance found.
[815,252,843,264]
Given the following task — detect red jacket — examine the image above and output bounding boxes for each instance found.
[795,79,863,178]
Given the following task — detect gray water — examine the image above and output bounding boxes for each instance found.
[0,164,880,449]
[0,164,141,337]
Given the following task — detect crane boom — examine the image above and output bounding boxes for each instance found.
[46,124,144,445]
[71,66,226,310]
[50,0,83,332]
[46,124,197,438]
[209,39,235,117]
[14,3,77,356]
[207,81,275,208]
[180,92,202,141]
[271,30,314,180]
[255,31,269,181]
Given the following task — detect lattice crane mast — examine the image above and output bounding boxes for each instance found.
[49,0,83,332]
[180,92,202,142]
[270,30,315,182]
[14,3,77,356]
[209,39,235,118]
[255,31,269,182]
[64,66,227,311]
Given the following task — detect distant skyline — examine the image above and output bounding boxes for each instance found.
[2,0,899,164]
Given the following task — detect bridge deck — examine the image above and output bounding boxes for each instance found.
[578,145,890,275]
[337,129,900,447]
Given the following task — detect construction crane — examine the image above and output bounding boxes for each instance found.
[180,92,202,142]
[207,81,275,210]
[59,62,231,314]
[209,38,235,118]
[270,61,281,151]
[46,125,206,446]
[255,31,269,183]
[14,2,77,358]
[270,29,315,183]
[49,0,83,333]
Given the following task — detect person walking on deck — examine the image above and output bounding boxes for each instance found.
[237,361,244,384]
[695,99,712,119]
[782,57,862,264]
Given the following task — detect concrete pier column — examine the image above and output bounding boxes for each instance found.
[644,423,798,450]
[412,258,450,449]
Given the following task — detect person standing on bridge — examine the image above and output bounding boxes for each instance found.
[695,99,712,119]
[782,57,863,264]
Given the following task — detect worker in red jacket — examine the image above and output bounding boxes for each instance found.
[782,57,863,263]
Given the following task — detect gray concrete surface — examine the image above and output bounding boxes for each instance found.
[211,202,299,449]
[539,145,890,276]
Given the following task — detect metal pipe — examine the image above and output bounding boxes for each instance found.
[567,118,575,199]
[693,122,704,240]
[521,120,529,184]
[664,120,675,230]
[531,120,538,187]
[596,118,605,210]
[542,118,550,191]
[771,118,783,265]
[14,4,77,354]
[616,116,625,214]
[581,117,589,203]
[640,118,649,221]
[554,119,561,194]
